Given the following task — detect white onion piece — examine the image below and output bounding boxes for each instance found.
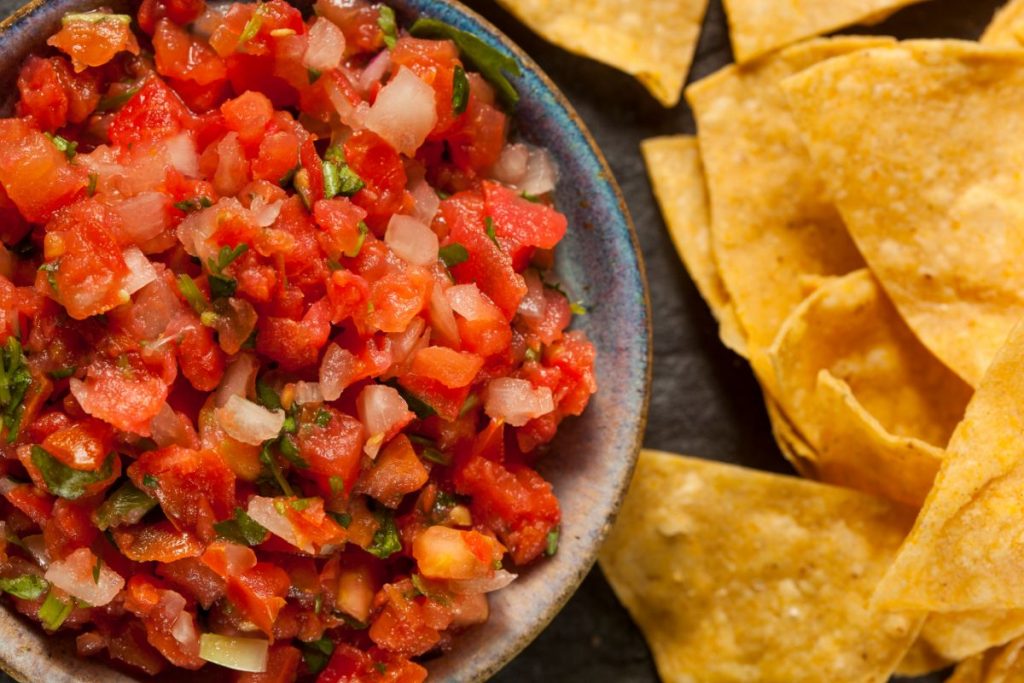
[171,610,198,648]
[483,377,554,427]
[114,192,169,244]
[178,198,247,261]
[198,634,268,673]
[356,384,412,458]
[429,277,460,347]
[250,197,284,228]
[358,49,391,94]
[447,284,501,321]
[363,68,437,156]
[319,343,357,402]
[293,381,324,405]
[215,353,258,408]
[45,548,125,607]
[489,143,529,187]
[325,75,367,129]
[164,133,199,178]
[0,478,17,497]
[150,403,195,448]
[409,176,441,225]
[121,247,158,296]
[388,317,427,367]
[22,535,49,569]
[303,17,345,72]
[521,146,558,196]
[448,569,518,595]
[215,395,285,446]
[385,215,438,266]
[516,269,546,323]
[246,497,313,553]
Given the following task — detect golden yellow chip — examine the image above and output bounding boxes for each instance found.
[641,135,746,356]
[599,450,922,683]
[764,397,817,476]
[493,0,708,106]
[782,40,1024,388]
[686,37,889,395]
[916,611,1024,664]
[982,0,1024,46]
[873,320,1024,612]
[767,269,970,506]
[721,0,922,63]
[948,637,1024,683]
[895,635,952,677]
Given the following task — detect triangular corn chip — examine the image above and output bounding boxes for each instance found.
[493,0,708,106]
[641,135,746,356]
[599,450,922,683]
[948,637,1024,683]
[782,40,1024,387]
[721,0,923,63]
[983,0,1024,46]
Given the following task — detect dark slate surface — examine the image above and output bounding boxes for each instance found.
[0,0,1011,680]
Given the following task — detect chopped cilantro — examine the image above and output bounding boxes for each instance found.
[205,244,247,300]
[238,4,264,45]
[301,637,335,675]
[521,191,541,203]
[278,435,309,469]
[95,481,157,530]
[289,498,312,512]
[38,590,73,630]
[322,147,366,198]
[0,337,33,443]
[39,261,59,294]
[329,511,351,528]
[329,476,345,495]
[438,243,469,268]
[208,274,237,299]
[545,527,560,556]
[378,5,397,49]
[173,196,213,213]
[256,379,282,411]
[176,274,208,315]
[0,574,48,600]
[410,18,522,107]
[142,474,160,489]
[385,380,435,419]
[411,574,450,605]
[314,409,333,427]
[307,68,321,84]
[213,507,269,546]
[259,441,294,497]
[451,64,469,115]
[31,447,115,500]
[457,393,479,418]
[86,173,98,197]
[484,216,500,248]
[44,133,77,160]
[92,556,102,584]
[344,221,369,258]
[97,84,140,112]
[421,447,450,466]
[366,509,402,559]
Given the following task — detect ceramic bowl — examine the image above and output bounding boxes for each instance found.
[0,0,651,680]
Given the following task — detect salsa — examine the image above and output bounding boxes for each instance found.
[0,0,597,680]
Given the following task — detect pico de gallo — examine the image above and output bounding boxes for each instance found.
[0,0,597,679]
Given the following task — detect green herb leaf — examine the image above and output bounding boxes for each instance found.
[289,498,312,512]
[255,379,282,411]
[176,274,208,315]
[207,274,237,299]
[421,447,450,466]
[410,18,521,107]
[545,527,559,556]
[259,441,294,497]
[457,392,478,418]
[301,637,335,674]
[523,347,540,362]
[95,481,157,531]
[39,261,59,295]
[31,447,114,500]
[438,243,468,268]
[314,409,332,427]
[97,84,140,112]
[47,365,76,380]
[329,511,351,528]
[0,337,33,443]
[378,5,397,49]
[142,474,160,489]
[174,196,213,213]
[207,243,248,275]
[92,556,102,584]
[213,507,269,546]
[38,590,74,630]
[385,380,435,419]
[238,5,264,45]
[0,574,48,600]
[484,217,500,248]
[86,173,98,197]
[451,65,469,115]
[343,221,369,258]
[307,68,321,84]
[44,133,77,161]
[328,475,345,495]
[366,509,402,559]
[411,574,450,605]
[277,434,309,469]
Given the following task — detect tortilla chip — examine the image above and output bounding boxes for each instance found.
[948,637,1024,683]
[873,320,1024,612]
[895,635,953,677]
[917,611,1024,664]
[768,269,970,506]
[782,40,1024,388]
[599,450,922,683]
[982,0,1024,46]
[493,0,708,106]
[641,135,746,356]
[686,38,887,395]
[721,0,922,63]
[764,398,817,476]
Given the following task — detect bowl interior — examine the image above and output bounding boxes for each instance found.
[0,1,651,681]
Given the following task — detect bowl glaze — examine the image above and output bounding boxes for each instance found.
[0,1,651,680]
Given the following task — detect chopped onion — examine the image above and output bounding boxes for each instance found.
[246,497,313,553]
[319,343,357,402]
[198,633,268,673]
[121,247,158,297]
[363,68,437,156]
[387,317,427,371]
[170,610,197,648]
[45,548,125,607]
[385,215,438,266]
[303,17,345,72]
[250,197,284,228]
[164,133,199,178]
[449,569,518,595]
[215,395,285,445]
[356,384,412,458]
[0,478,17,497]
[22,535,49,568]
[113,192,169,244]
[516,269,546,323]
[489,143,529,187]
[447,284,502,322]
[428,276,460,347]
[358,49,391,95]
[293,381,323,405]
[215,353,258,408]
[324,72,366,129]
[214,132,248,197]
[484,377,554,427]
[178,198,246,261]
[521,146,558,196]
[150,403,194,448]
[409,175,441,225]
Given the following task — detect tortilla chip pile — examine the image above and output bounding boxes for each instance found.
[600,4,1024,682]
[485,0,925,105]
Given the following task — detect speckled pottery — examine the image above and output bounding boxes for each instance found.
[0,0,651,679]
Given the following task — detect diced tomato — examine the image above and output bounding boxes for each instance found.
[174,317,227,391]
[313,199,368,262]
[153,18,227,85]
[256,297,332,371]
[355,434,428,507]
[226,561,290,636]
[391,37,462,137]
[317,646,427,683]
[108,76,195,148]
[127,446,236,541]
[296,406,365,493]
[367,581,449,657]
[483,181,567,270]
[113,521,204,563]
[124,575,205,669]
[443,75,507,173]
[0,119,88,223]
[236,643,301,683]
[72,353,167,435]
[40,418,115,471]
[222,89,274,145]
[156,556,226,609]
[2,484,53,526]
[16,55,100,131]
[397,373,470,423]
[43,498,98,561]
[252,129,300,183]
[409,346,483,388]
[344,130,408,230]
[412,526,503,580]
[47,14,140,72]
[138,0,207,34]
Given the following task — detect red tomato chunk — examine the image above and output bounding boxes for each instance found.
[0,1,596,681]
